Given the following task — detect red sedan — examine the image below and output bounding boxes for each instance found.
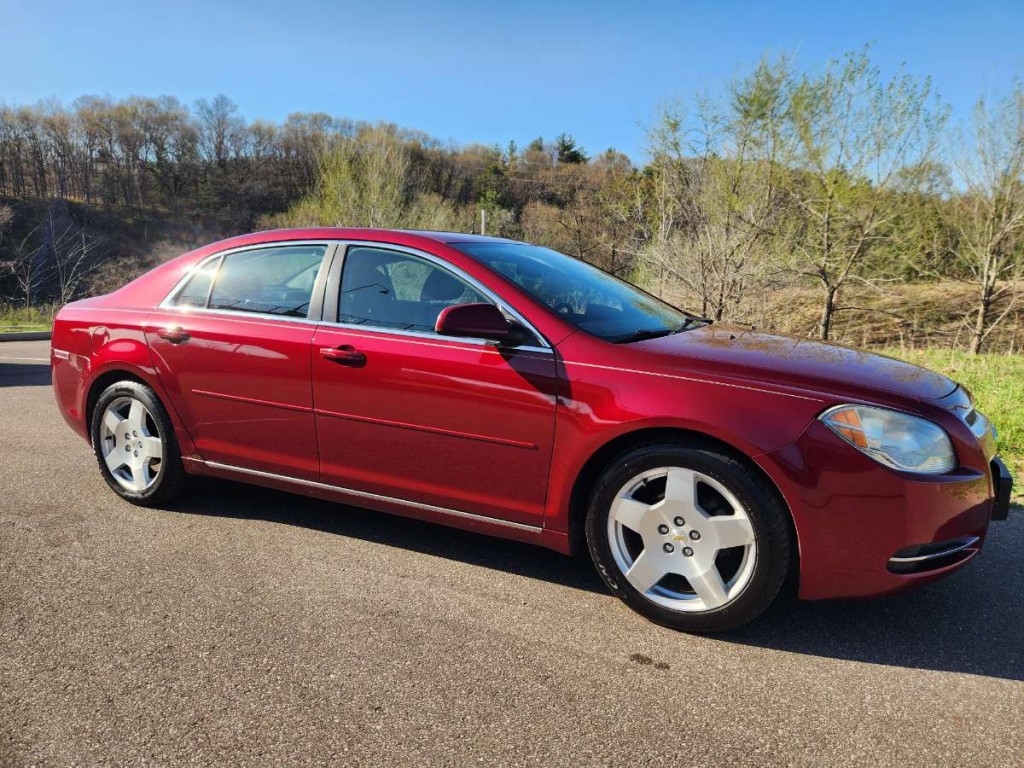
[51,229,1014,632]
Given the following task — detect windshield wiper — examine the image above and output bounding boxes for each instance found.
[679,316,713,331]
[612,317,712,344]
[611,328,678,344]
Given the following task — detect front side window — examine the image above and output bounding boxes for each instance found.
[204,245,327,317]
[456,242,697,343]
[338,247,489,333]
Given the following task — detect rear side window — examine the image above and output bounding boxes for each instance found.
[202,245,327,317]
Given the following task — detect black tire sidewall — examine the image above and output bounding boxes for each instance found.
[585,442,791,633]
[90,381,185,506]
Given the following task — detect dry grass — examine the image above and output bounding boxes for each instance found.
[772,283,1023,352]
[666,281,1024,353]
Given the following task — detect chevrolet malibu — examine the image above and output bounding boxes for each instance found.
[51,229,1014,632]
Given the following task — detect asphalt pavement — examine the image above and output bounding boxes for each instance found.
[2,339,1022,766]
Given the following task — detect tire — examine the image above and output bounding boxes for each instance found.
[585,439,792,633]
[90,380,188,506]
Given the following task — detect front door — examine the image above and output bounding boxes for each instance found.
[146,242,331,480]
[311,245,558,527]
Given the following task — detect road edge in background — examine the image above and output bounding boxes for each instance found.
[0,331,51,342]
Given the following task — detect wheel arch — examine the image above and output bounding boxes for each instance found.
[566,426,798,574]
[84,365,196,460]
[85,370,149,445]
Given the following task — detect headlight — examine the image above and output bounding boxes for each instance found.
[820,405,956,474]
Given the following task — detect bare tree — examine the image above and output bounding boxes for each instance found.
[0,227,46,307]
[949,84,1024,353]
[48,218,103,305]
[194,95,244,167]
[0,211,103,307]
[644,59,789,320]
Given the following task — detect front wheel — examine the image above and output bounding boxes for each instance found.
[585,441,792,633]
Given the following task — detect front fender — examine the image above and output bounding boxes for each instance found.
[542,342,828,536]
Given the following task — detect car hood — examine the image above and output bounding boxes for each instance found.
[632,324,957,402]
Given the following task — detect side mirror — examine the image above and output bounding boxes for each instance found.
[435,302,511,341]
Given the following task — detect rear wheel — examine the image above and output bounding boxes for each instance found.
[91,381,187,506]
[585,440,791,633]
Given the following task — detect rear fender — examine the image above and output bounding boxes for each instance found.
[80,318,200,459]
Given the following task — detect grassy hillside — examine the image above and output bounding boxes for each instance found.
[0,196,235,321]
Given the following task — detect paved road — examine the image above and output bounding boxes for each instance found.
[2,339,1023,767]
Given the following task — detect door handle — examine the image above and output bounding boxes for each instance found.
[320,345,366,367]
[157,326,190,344]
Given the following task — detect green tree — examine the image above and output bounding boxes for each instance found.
[777,49,947,339]
[555,133,588,165]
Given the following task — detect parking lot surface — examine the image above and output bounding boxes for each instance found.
[2,339,1023,766]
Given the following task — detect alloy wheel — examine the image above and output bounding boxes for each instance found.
[606,466,757,612]
[99,396,164,493]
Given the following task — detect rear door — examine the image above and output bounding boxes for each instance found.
[311,244,558,528]
[146,242,334,480]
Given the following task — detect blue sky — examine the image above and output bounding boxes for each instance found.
[2,0,1022,161]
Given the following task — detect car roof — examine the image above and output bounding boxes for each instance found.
[247,227,518,245]
[396,229,520,244]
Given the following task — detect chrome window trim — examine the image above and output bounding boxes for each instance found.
[157,238,553,353]
[202,460,542,533]
[153,304,322,327]
[323,319,551,355]
[329,240,553,351]
[159,240,337,317]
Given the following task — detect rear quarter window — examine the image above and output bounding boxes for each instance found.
[172,258,220,308]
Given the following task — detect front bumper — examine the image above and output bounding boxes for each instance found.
[757,420,1000,601]
[887,535,981,574]
[991,457,1014,521]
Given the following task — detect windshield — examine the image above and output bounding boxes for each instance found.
[455,241,698,343]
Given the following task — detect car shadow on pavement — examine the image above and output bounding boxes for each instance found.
[172,478,608,596]
[730,515,1024,682]
[170,480,1024,682]
[0,362,51,387]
